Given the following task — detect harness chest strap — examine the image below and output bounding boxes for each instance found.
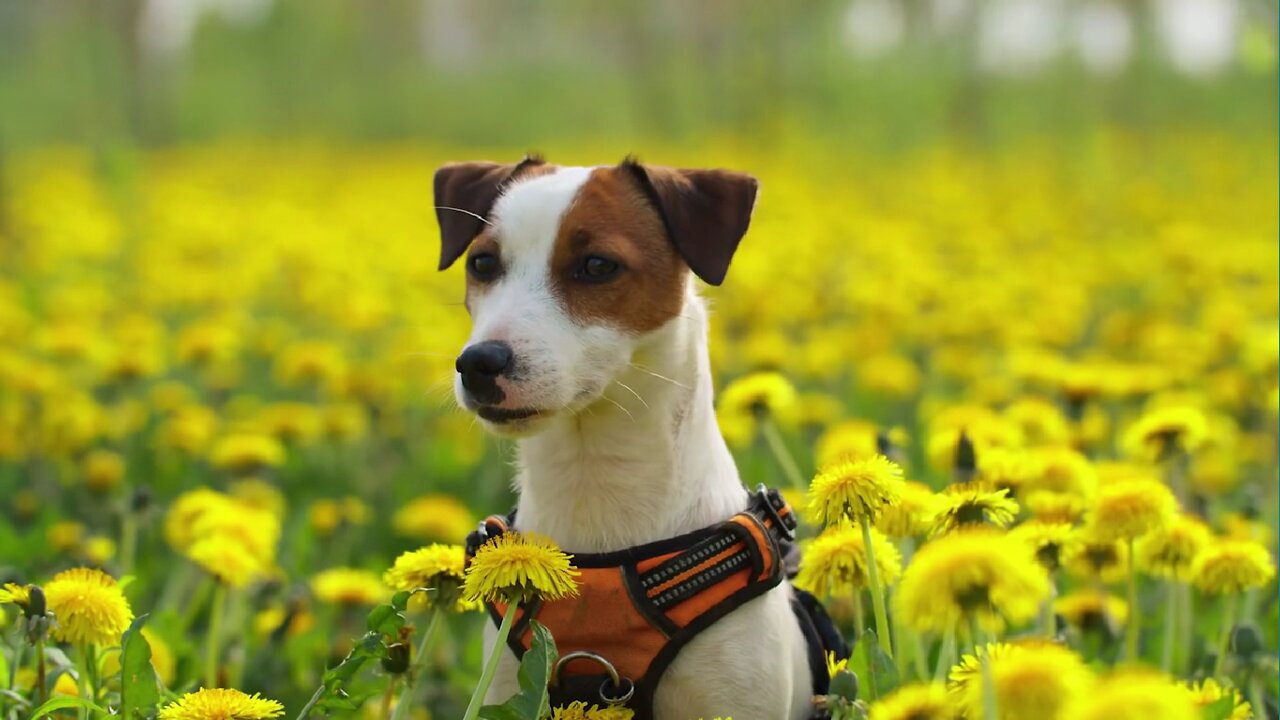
[464,486,805,717]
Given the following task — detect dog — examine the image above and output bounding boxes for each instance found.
[436,156,813,719]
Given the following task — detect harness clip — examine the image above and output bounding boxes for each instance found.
[753,484,797,542]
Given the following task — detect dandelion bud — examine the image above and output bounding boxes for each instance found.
[1230,623,1263,659]
[829,667,858,702]
[381,642,410,674]
[130,485,152,514]
[24,585,46,618]
[953,430,977,482]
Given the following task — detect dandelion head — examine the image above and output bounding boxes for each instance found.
[867,682,955,720]
[896,528,1049,633]
[794,525,902,597]
[930,484,1020,536]
[1135,513,1211,580]
[1191,539,1276,594]
[807,454,905,526]
[1065,669,1198,720]
[1123,406,1208,460]
[43,567,134,646]
[158,687,285,720]
[1179,678,1253,720]
[462,532,580,605]
[876,481,943,538]
[383,544,475,612]
[310,568,389,607]
[949,641,1094,720]
[1053,590,1128,637]
[1083,477,1177,542]
[1011,520,1080,572]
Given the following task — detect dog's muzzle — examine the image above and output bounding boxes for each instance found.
[456,340,513,405]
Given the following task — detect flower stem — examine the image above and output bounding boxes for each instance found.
[760,417,806,489]
[1125,537,1139,661]
[381,676,397,720]
[1161,581,1177,673]
[205,583,227,688]
[120,506,138,577]
[390,607,444,720]
[77,643,96,720]
[970,618,997,720]
[933,629,955,683]
[859,516,893,658]
[1212,594,1237,679]
[1040,579,1058,639]
[462,602,518,720]
[35,639,47,706]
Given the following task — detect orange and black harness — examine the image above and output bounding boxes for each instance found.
[464,486,848,719]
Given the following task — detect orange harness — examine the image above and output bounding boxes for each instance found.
[465,486,840,718]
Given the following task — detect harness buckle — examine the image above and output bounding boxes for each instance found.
[550,650,636,707]
[753,484,797,543]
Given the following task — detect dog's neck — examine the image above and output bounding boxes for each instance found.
[512,284,746,553]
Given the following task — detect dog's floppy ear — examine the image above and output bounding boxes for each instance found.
[434,156,546,270]
[619,158,758,286]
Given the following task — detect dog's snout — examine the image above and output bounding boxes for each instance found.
[456,341,514,404]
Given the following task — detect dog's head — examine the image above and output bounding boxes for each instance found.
[434,156,757,437]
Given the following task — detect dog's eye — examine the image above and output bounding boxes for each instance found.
[578,256,620,282]
[468,253,500,280]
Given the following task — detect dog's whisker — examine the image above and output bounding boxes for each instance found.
[612,379,650,411]
[629,363,690,390]
[435,205,494,226]
[601,395,636,422]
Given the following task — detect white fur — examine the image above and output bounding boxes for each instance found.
[458,167,810,720]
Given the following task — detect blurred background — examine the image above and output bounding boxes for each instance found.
[0,0,1276,150]
[1,2,1277,716]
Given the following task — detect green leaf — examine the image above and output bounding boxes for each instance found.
[391,590,411,612]
[26,696,108,719]
[848,630,898,702]
[1201,695,1237,720]
[477,706,526,720]
[120,614,159,719]
[478,622,558,720]
[365,604,406,635]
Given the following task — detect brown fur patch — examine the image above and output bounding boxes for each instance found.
[549,167,688,333]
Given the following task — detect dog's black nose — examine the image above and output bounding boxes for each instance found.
[456,341,513,404]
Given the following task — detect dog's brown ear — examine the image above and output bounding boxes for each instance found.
[619,159,758,286]
[434,156,546,270]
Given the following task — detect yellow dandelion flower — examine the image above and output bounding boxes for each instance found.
[1221,512,1272,546]
[0,582,32,609]
[1011,520,1080,571]
[930,484,1020,536]
[188,500,281,570]
[1135,513,1211,580]
[717,371,798,421]
[815,419,880,466]
[311,568,389,606]
[1062,530,1130,584]
[1065,669,1198,720]
[807,454,905,526]
[158,687,284,720]
[896,528,1050,633]
[948,641,1094,720]
[392,494,476,543]
[47,520,86,554]
[1003,397,1070,447]
[1191,539,1276,594]
[1054,590,1128,634]
[82,536,116,565]
[82,449,125,492]
[825,651,849,679]
[1123,406,1208,460]
[165,488,235,552]
[1022,490,1089,523]
[867,682,954,720]
[44,567,134,646]
[549,702,634,720]
[876,481,942,538]
[274,340,347,389]
[186,536,267,588]
[209,432,286,473]
[794,525,902,597]
[1083,476,1178,544]
[257,402,322,445]
[384,544,475,612]
[229,478,287,520]
[1179,678,1253,720]
[1024,446,1097,501]
[976,447,1035,495]
[462,532,580,604]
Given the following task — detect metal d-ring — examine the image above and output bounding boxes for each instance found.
[550,650,635,705]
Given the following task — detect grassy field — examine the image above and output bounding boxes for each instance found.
[0,2,1277,719]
